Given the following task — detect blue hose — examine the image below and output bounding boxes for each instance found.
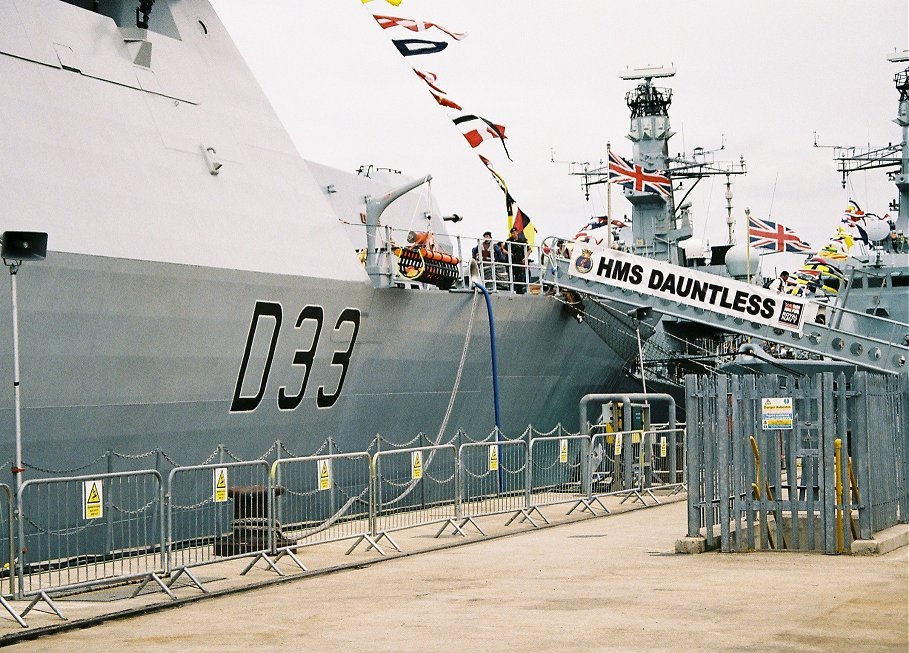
[473,283,502,433]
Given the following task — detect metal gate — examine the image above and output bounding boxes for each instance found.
[685,371,908,553]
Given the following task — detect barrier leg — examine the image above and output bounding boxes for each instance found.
[345,533,386,556]
[20,591,65,622]
[0,595,26,628]
[240,552,283,577]
[274,549,308,572]
[167,567,209,594]
[369,532,402,553]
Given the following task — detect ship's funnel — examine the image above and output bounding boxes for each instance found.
[468,260,485,289]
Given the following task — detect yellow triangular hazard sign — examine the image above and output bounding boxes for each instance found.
[86,483,101,504]
[319,462,329,478]
[216,471,226,489]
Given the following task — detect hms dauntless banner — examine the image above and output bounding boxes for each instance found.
[570,248,816,334]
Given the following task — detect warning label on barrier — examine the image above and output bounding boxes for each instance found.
[559,438,568,463]
[632,431,641,444]
[660,436,667,457]
[761,397,794,430]
[614,433,623,456]
[83,480,103,520]
[411,451,423,480]
[214,467,228,502]
[318,459,332,491]
[488,445,499,471]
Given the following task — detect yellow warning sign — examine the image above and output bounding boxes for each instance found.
[559,438,569,463]
[411,451,423,480]
[632,431,641,444]
[660,436,667,457]
[83,480,103,520]
[318,459,332,491]
[488,444,499,472]
[614,433,623,456]
[214,467,228,503]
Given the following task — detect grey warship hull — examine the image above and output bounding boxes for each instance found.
[0,0,639,475]
[0,251,625,472]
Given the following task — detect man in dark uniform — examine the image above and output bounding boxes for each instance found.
[507,226,528,294]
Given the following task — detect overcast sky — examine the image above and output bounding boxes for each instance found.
[210,0,907,253]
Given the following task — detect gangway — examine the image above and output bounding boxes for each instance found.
[541,241,908,374]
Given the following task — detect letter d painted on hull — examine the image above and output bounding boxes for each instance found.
[231,301,283,413]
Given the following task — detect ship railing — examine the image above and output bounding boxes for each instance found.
[457,440,530,532]
[369,444,459,552]
[267,453,373,571]
[14,470,167,621]
[354,223,550,295]
[165,460,278,593]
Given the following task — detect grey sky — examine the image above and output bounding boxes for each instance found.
[210,0,907,253]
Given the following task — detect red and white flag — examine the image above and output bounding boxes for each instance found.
[373,14,467,41]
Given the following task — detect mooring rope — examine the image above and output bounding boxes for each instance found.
[381,288,481,507]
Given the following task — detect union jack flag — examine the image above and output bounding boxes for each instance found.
[574,216,626,242]
[608,151,671,196]
[748,217,811,253]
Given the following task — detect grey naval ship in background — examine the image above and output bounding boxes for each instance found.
[562,59,909,389]
[0,0,907,482]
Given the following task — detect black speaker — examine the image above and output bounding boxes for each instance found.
[2,232,48,261]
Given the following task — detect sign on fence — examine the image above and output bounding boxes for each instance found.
[411,451,423,480]
[214,467,228,502]
[488,445,499,471]
[83,480,103,519]
[559,439,568,463]
[761,397,793,430]
[318,459,332,491]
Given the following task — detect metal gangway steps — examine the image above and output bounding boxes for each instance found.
[541,243,909,374]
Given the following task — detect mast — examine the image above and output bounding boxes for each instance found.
[620,66,680,263]
[832,51,909,236]
[893,59,909,234]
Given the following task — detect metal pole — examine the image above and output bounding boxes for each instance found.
[9,267,24,498]
[606,142,613,251]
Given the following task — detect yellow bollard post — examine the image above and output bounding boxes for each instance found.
[847,457,860,540]
[834,438,843,554]
[749,436,773,549]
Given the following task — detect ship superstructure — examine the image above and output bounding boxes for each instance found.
[0,0,626,476]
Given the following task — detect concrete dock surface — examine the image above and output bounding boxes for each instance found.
[3,498,907,652]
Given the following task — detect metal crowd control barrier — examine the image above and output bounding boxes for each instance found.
[528,435,604,519]
[457,440,529,533]
[16,470,166,620]
[0,484,24,627]
[166,460,276,593]
[647,428,687,493]
[369,444,457,553]
[269,453,373,570]
[590,427,686,506]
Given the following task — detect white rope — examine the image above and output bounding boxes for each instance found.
[435,288,481,444]
[381,289,481,507]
